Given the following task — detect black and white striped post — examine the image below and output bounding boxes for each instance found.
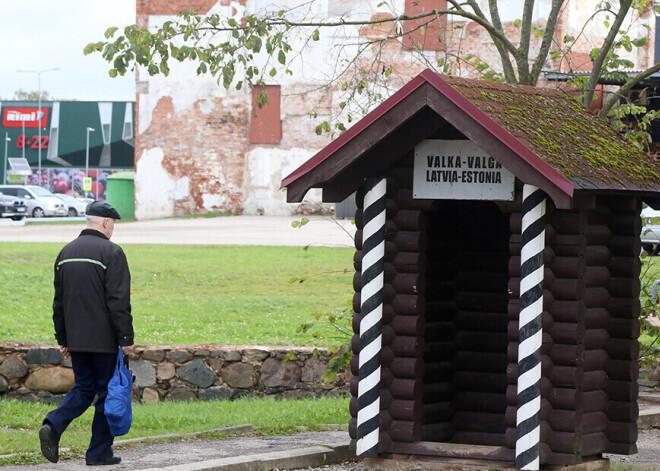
[356,177,387,457]
[515,184,546,470]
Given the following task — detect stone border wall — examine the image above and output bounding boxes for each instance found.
[0,344,350,403]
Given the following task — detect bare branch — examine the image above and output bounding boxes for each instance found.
[599,62,660,118]
[583,0,633,108]
[444,0,519,61]
[530,0,566,85]
[461,0,516,82]
[516,0,535,83]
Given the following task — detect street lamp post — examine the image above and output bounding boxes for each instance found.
[3,134,10,185]
[16,67,61,186]
[85,127,95,196]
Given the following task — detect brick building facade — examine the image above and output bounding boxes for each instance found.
[134,0,657,219]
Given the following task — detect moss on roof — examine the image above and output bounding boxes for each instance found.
[446,76,660,191]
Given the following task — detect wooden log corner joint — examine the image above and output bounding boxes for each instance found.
[281,70,656,470]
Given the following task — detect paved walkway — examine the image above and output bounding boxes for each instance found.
[0,216,356,247]
[0,430,352,471]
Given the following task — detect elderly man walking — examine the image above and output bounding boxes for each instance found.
[39,201,134,466]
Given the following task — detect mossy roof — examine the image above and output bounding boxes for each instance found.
[445,76,660,191]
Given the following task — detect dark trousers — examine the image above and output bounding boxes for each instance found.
[44,351,117,461]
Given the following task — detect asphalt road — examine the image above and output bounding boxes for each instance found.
[0,215,357,247]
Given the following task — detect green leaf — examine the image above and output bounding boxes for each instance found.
[109,69,118,78]
[83,43,96,55]
[104,26,118,39]
[269,67,277,77]
[513,19,522,28]
[633,37,649,47]
[278,50,286,64]
[312,29,320,41]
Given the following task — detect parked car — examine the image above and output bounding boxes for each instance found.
[56,194,92,217]
[0,185,67,218]
[0,192,27,221]
[641,207,660,255]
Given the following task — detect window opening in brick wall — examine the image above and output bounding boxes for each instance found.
[250,85,282,145]
[403,0,447,51]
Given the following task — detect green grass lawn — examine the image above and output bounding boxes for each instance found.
[0,396,350,464]
[0,243,354,346]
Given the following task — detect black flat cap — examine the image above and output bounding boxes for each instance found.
[86,201,121,219]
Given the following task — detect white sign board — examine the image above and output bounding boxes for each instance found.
[413,140,515,201]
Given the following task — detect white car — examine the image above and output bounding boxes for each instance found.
[0,185,67,218]
[56,194,92,217]
[641,207,660,255]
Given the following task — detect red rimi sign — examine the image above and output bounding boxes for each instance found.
[2,107,49,128]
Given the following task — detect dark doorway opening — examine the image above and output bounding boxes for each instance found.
[422,200,511,446]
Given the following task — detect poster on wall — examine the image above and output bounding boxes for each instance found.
[413,139,515,201]
[28,167,123,201]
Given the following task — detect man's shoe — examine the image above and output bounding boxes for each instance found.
[86,453,121,466]
[39,423,59,463]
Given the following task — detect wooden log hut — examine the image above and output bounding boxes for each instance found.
[280,70,660,470]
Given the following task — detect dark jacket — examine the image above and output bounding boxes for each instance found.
[52,229,133,353]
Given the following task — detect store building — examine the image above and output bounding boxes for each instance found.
[0,100,135,200]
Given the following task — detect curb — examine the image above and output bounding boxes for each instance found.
[638,408,660,429]
[136,442,354,471]
[639,392,660,403]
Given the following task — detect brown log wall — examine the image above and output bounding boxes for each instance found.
[506,196,642,466]
[603,196,641,455]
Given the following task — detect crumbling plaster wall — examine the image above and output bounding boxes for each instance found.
[136,0,655,219]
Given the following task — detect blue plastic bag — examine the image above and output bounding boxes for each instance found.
[104,347,133,437]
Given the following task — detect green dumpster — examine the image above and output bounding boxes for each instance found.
[106,171,135,220]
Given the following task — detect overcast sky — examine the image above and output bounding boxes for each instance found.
[0,0,136,102]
